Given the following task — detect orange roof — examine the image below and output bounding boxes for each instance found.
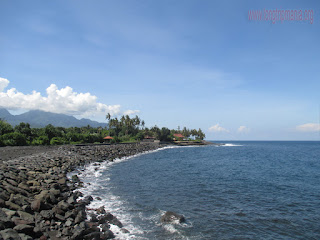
[173,133,184,138]
[144,135,155,139]
[103,136,113,139]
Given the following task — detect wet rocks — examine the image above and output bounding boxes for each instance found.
[0,143,162,239]
[0,228,21,240]
[160,211,186,224]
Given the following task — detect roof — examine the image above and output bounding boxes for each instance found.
[173,133,184,138]
[103,136,113,139]
[144,135,155,139]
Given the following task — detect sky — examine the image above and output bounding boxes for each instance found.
[0,0,319,140]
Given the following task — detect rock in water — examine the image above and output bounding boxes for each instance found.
[160,211,185,224]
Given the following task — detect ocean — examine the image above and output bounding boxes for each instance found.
[74,141,320,239]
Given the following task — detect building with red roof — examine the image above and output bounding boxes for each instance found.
[103,136,113,143]
[173,133,184,141]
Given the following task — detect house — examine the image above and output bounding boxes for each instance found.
[142,135,156,142]
[103,136,113,143]
[173,133,184,141]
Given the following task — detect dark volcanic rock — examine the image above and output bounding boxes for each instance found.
[110,217,123,228]
[13,224,34,235]
[0,143,163,239]
[0,228,21,240]
[96,206,106,214]
[31,199,41,212]
[160,211,186,224]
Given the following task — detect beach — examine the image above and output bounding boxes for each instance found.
[0,143,163,240]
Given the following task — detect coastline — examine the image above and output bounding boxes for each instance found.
[71,144,184,239]
[0,143,165,239]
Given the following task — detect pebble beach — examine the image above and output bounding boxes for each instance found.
[0,143,163,240]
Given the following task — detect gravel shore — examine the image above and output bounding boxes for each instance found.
[0,146,60,163]
[0,143,163,240]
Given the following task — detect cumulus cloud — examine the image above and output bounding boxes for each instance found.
[123,109,140,115]
[296,123,320,132]
[237,126,250,133]
[0,78,9,92]
[208,124,229,133]
[0,78,138,118]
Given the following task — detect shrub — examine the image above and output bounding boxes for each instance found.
[50,137,64,145]
[0,120,13,135]
[0,132,27,146]
[31,136,50,145]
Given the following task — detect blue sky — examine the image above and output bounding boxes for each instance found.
[0,0,319,140]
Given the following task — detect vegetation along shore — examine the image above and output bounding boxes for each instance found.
[0,114,205,147]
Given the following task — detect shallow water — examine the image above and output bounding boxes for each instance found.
[75,142,320,239]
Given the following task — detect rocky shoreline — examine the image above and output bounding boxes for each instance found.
[0,143,163,240]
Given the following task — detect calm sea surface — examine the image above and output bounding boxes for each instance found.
[77,141,320,239]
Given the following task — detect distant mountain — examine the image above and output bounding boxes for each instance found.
[0,109,107,128]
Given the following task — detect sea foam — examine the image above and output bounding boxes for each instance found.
[222,143,243,147]
[68,145,183,240]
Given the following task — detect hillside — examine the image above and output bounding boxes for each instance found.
[0,109,107,128]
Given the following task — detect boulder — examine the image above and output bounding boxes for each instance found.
[26,180,40,186]
[40,210,53,220]
[18,233,33,240]
[57,201,70,211]
[0,208,14,230]
[120,228,129,234]
[30,199,41,212]
[160,211,185,224]
[109,217,123,228]
[17,211,34,222]
[13,224,34,235]
[0,228,21,240]
[100,223,110,232]
[74,210,86,224]
[96,206,106,214]
[1,208,16,218]
[34,190,49,202]
[5,201,21,211]
[71,225,86,240]
[83,232,102,240]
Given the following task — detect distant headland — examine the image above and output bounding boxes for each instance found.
[0,110,207,147]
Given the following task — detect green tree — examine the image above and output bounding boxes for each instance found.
[150,126,161,139]
[44,124,58,141]
[14,122,32,143]
[135,131,145,141]
[0,120,13,135]
[1,132,27,146]
[197,128,205,140]
[14,122,32,136]
[159,127,171,141]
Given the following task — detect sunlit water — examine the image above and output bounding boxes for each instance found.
[74,142,320,239]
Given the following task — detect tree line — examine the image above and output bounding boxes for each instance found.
[0,115,205,146]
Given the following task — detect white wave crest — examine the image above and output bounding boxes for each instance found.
[222,143,243,147]
[68,145,183,240]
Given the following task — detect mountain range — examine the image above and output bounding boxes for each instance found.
[0,108,107,128]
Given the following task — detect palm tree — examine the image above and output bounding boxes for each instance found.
[106,113,111,120]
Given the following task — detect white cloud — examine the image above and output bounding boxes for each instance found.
[296,123,320,132]
[0,77,9,92]
[237,126,250,133]
[0,78,137,119]
[123,109,140,115]
[208,124,229,133]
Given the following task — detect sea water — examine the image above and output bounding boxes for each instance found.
[74,142,320,239]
